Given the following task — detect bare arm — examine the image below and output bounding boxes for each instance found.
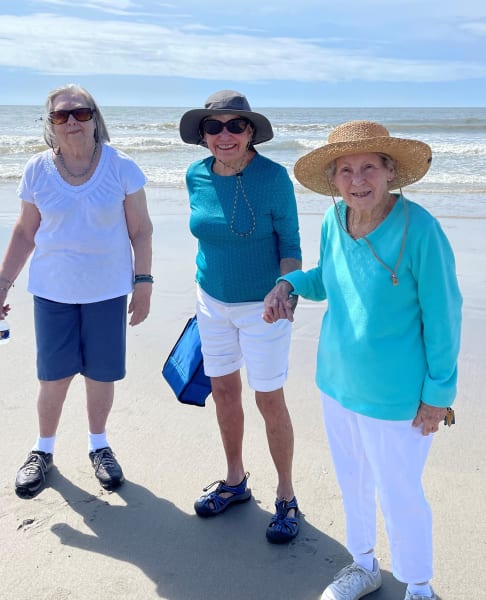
[280,257,301,314]
[280,257,301,276]
[0,201,40,316]
[124,188,153,326]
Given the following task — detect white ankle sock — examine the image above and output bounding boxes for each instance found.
[89,431,108,453]
[354,553,376,572]
[407,583,433,597]
[33,435,56,454]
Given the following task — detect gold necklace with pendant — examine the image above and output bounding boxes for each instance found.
[337,194,409,286]
[359,196,408,286]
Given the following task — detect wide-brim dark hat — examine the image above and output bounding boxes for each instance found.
[179,90,273,146]
[294,120,432,196]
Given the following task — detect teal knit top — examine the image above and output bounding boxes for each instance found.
[187,153,301,302]
[281,196,462,420]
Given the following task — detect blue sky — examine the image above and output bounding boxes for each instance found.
[1,0,485,107]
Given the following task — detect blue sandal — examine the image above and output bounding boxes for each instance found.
[194,472,251,517]
[266,496,300,544]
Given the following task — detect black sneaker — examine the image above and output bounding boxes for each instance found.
[89,447,125,490]
[15,450,53,499]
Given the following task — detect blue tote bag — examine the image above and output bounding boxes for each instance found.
[162,315,211,407]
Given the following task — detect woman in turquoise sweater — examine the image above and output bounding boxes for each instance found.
[263,121,462,600]
[179,90,302,543]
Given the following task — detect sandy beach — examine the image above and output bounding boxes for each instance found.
[0,185,485,600]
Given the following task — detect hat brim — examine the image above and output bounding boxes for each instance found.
[294,137,432,196]
[179,108,274,146]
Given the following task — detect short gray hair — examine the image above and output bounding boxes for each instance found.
[43,83,110,150]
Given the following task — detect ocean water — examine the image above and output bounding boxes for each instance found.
[0,105,485,217]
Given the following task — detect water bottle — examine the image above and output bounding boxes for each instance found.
[0,319,10,344]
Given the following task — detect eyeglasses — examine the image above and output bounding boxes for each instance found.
[202,118,250,135]
[48,108,95,125]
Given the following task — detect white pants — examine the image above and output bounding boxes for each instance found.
[321,393,434,583]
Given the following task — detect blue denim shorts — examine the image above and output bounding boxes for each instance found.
[34,295,127,382]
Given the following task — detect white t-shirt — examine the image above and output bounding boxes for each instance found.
[17,144,146,303]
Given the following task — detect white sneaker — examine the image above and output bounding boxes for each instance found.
[321,560,382,600]
[404,590,436,600]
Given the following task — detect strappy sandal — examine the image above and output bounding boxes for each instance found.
[194,472,251,517]
[266,496,300,544]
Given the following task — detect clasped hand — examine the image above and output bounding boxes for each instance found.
[263,281,297,323]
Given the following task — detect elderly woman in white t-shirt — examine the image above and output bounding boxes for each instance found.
[0,83,153,498]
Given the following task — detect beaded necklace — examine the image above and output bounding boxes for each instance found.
[57,143,98,178]
[216,153,256,238]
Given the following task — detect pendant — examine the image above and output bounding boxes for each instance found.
[392,273,399,286]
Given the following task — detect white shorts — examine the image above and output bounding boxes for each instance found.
[196,286,292,392]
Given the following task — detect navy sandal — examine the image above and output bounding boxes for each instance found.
[266,496,300,544]
[194,472,251,517]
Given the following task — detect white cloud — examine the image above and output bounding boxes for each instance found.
[33,0,138,11]
[461,21,486,36]
[1,14,485,84]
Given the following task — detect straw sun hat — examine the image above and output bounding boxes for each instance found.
[294,120,432,197]
[179,90,273,146]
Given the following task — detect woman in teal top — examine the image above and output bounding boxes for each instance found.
[263,121,462,600]
[179,90,302,543]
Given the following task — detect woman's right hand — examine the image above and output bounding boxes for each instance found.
[263,281,296,323]
[0,286,9,317]
[1,301,11,319]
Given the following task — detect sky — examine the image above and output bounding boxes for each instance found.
[1,0,485,107]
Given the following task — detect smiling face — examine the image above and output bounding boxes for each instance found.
[332,152,395,214]
[203,113,254,167]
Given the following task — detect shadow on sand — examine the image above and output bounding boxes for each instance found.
[49,467,424,600]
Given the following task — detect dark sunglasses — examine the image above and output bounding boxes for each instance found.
[49,107,95,125]
[202,118,250,136]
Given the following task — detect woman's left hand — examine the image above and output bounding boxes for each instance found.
[128,283,152,326]
[412,402,448,435]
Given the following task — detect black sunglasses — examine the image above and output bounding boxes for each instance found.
[49,108,95,125]
[202,118,250,136]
